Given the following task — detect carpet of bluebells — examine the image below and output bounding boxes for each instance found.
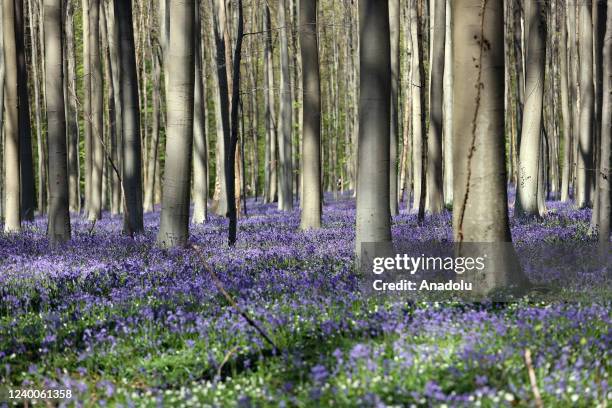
[0,193,610,407]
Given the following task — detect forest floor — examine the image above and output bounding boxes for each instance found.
[0,193,610,407]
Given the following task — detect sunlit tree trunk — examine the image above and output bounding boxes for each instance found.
[65,0,80,213]
[516,0,546,217]
[193,1,208,224]
[389,0,400,216]
[3,0,21,232]
[300,0,321,230]
[88,0,103,221]
[442,0,452,207]
[278,0,294,211]
[355,0,392,253]
[44,0,70,244]
[576,0,594,208]
[263,6,277,204]
[453,0,529,292]
[598,0,612,242]
[157,0,195,247]
[410,0,425,217]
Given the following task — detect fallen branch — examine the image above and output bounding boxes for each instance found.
[524,349,543,408]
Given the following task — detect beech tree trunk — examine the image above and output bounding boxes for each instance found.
[116,0,144,233]
[3,0,21,232]
[599,0,612,242]
[516,0,546,218]
[389,0,400,216]
[16,0,36,220]
[300,0,321,230]
[576,0,595,208]
[157,0,195,248]
[65,0,80,213]
[263,6,277,204]
[560,2,572,202]
[453,0,529,293]
[88,0,103,221]
[278,0,294,211]
[355,0,392,253]
[44,0,71,244]
[193,2,208,224]
[426,0,445,214]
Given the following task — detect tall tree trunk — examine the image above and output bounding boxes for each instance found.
[144,44,161,213]
[193,1,208,224]
[560,1,572,202]
[410,0,425,216]
[516,0,546,217]
[598,0,612,242]
[299,0,321,230]
[105,0,122,215]
[0,0,4,221]
[225,0,244,245]
[576,0,594,208]
[210,0,229,215]
[44,0,71,244]
[16,0,36,220]
[278,0,294,211]
[355,0,392,253]
[157,0,195,248]
[88,0,103,221]
[426,0,445,214]
[116,0,144,233]
[65,0,80,213]
[442,0,452,207]
[453,0,529,293]
[82,0,91,215]
[389,0,400,216]
[29,0,46,216]
[3,0,21,232]
[263,5,277,204]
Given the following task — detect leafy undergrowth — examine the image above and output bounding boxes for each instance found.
[0,194,610,407]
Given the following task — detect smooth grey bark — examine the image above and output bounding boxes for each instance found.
[15,0,35,221]
[104,0,121,215]
[116,0,144,234]
[299,0,321,230]
[157,0,195,248]
[516,0,546,218]
[3,0,21,232]
[65,0,80,213]
[354,0,392,253]
[389,0,400,216]
[263,5,277,204]
[452,0,529,293]
[577,0,594,208]
[88,0,103,221]
[442,0,452,207]
[278,0,293,211]
[82,0,91,215]
[599,0,612,242]
[29,0,46,216]
[193,2,208,224]
[410,0,425,216]
[0,0,4,221]
[44,0,71,244]
[144,45,161,213]
[426,0,445,214]
[210,0,229,216]
[560,2,572,202]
